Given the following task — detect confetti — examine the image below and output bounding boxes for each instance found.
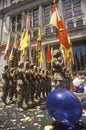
[44,125,53,130]
[0,96,85,130]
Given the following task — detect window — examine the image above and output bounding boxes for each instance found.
[64,0,71,7]
[74,5,81,16]
[72,44,86,71]
[33,9,38,27]
[33,19,38,27]
[65,8,72,18]
[12,16,16,32]
[44,4,50,25]
[17,15,21,31]
[67,22,74,29]
[11,14,22,32]
[45,27,51,34]
[63,0,82,19]
[45,15,50,24]
[53,27,56,33]
[33,9,38,17]
[44,5,50,14]
[76,20,83,27]
[73,0,80,4]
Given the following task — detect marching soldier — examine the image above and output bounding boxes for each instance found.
[45,70,51,96]
[16,62,24,111]
[1,65,9,104]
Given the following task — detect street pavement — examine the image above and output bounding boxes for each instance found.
[0,90,86,130]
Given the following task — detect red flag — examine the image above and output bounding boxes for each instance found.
[58,17,73,64]
[47,44,51,63]
[36,26,41,51]
[59,17,71,49]
[0,44,2,51]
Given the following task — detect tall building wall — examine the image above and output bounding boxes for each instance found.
[0,0,86,73]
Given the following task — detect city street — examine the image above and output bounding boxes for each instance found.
[0,90,86,130]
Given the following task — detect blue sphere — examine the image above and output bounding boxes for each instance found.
[46,89,82,126]
[77,84,84,93]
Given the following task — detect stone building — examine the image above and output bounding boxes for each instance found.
[0,0,86,75]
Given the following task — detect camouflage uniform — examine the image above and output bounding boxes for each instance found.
[52,50,66,88]
[1,65,9,104]
[8,68,17,103]
[45,70,51,96]
[16,62,24,110]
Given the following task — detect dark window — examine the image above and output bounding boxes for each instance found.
[45,27,51,34]
[53,27,56,33]
[12,16,16,32]
[44,5,50,14]
[65,8,72,18]
[29,12,32,28]
[73,0,80,4]
[33,19,38,27]
[33,9,38,17]
[64,0,71,7]
[44,4,50,25]
[76,20,83,27]
[17,14,21,31]
[67,22,74,29]
[74,5,81,16]
[33,9,38,27]
[72,44,86,71]
[45,15,50,24]
[11,14,22,32]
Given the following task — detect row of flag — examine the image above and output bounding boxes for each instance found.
[3,1,73,68]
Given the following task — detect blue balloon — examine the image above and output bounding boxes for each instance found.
[77,84,84,93]
[46,89,82,126]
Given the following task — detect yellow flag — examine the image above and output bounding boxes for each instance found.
[20,14,30,50]
[38,51,43,63]
[20,28,30,50]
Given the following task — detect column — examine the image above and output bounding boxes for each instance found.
[39,5,43,34]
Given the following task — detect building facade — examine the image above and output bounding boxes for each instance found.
[0,0,86,74]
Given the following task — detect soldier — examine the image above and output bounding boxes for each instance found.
[8,67,17,104]
[22,62,31,109]
[45,70,51,96]
[16,62,24,111]
[40,69,47,98]
[29,64,35,104]
[34,66,41,101]
[1,65,9,104]
[52,49,66,88]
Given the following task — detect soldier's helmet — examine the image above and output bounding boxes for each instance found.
[53,50,61,58]
[9,67,15,74]
[29,64,34,69]
[33,66,38,72]
[18,61,24,68]
[4,64,8,71]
